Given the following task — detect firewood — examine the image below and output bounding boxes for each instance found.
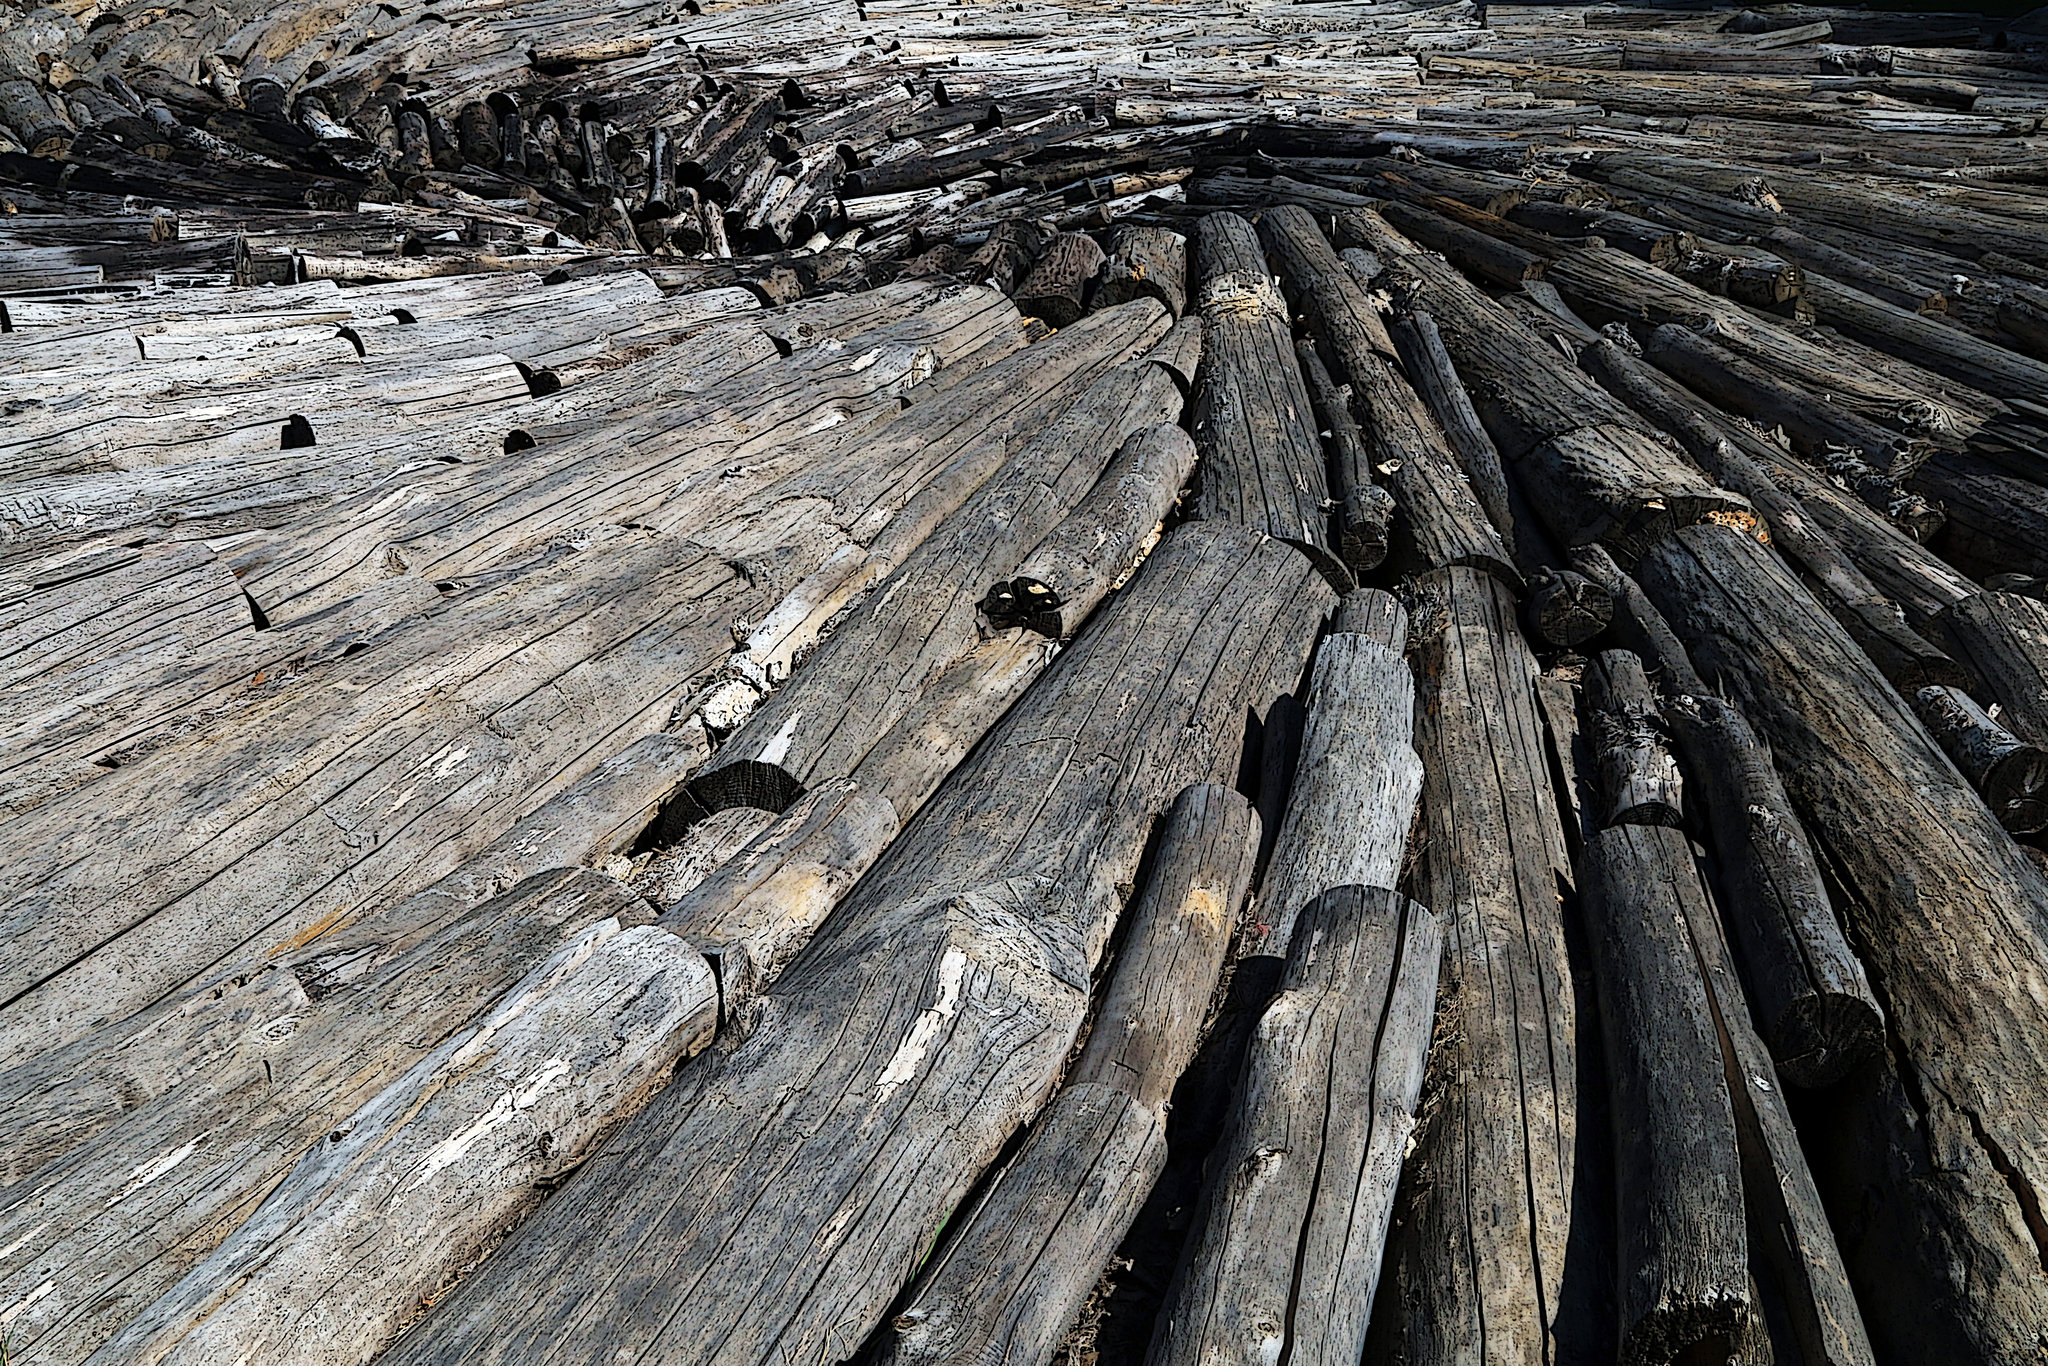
[1148,885,1441,1366]
[881,783,1258,1366]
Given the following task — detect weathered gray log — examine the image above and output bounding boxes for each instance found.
[1635,523,2048,1362]
[1146,885,1442,1366]
[881,783,1258,1366]
[377,520,1334,1366]
[1013,230,1105,326]
[1377,565,1580,1366]
[1097,223,1188,318]
[1349,211,1753,560]
[1805,270,2048,408]
[1585,649,1683,829]
[1252,601,1423,955]
[985,422,1197,639]
[1937,591,2048,748]
[1295,339,1395,573]
[963,219,1050,294]
[1581,336,1969,691]
[1190,211,1342,583]
[1391,309,1610,643]
[1913,685,2048,835]
[1584,821,1762,1366]
[83,911,715,1366]
[1256,205,1513,586]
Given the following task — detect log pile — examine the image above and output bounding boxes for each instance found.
[7,2,2048,1364]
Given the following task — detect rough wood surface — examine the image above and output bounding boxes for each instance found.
[1296,338,1396,574]
[1584,649,1684,830]
[1097,223,1188,318]
[1913,683,2048,834]
[1147,885,1442,1366]
[1938,590,2048,749]
[881,782,1258,1366]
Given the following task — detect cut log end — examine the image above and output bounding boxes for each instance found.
[1528,568,1613,648]
[1774,990,1886,1090]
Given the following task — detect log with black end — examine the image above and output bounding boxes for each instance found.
[1096,223,1187,318]
[1012,230,1104,327]
[982,421,1197,639]
[1581,336,1969,691]
[880,783,1259,1366]
[1634,523,2048,1363]
[1294,339,1395,573]
[1144,885,1442,1366]
[1584,649,1683,830]
[1912,685,2048,835]
[375,520,1335,1366]
[1249,590,1424,957]
[1582,818,1764,1366]
[1348,210,1753,562]
[1374,565,1581,1366]
[1392,307,1611,645]
[1255,204,1514,586]
[1188,211,1344,584]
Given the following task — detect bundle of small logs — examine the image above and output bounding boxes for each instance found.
[7,1,2048,1365]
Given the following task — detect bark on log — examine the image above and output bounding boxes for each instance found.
[986,422,1197,640]
[1097,223,1187,318]
[1937,590,2048,749]
[881,783,1258,1366]
[1583,822,1762,1366]
[1147,885,1442,1366]
[1295,339,1395,573]
[1376,565,1581,1366]
[376,520,1334,1366]
[1635,523,2048,1362]
[1252,603,1424,955]
[1013,230,1104,326]
[84,911,716,1366]
[1913,684,2048,835]
[1190,211,1343,584]
[1585,649,1684,830]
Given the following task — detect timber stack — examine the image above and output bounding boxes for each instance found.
[5,1,2048,1364]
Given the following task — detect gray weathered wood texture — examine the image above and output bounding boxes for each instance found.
[1584,649,1684,830]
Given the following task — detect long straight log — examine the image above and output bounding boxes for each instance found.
[1634,523,2048,1362]
[1147,884,1442,1366]
[1190,211,1343,583]
[377,520,1334,1366]
[1937,590,2048,748]
[1376,565,1581,1366]
[1251,593,1423,955]
[881,783,1258,1366]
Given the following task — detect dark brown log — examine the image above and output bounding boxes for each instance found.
[1189,212,1343,583]
[985,421,1198,639]
[1256,205,1512,586]
[1585,649,1683,829]
[1583,821,1762,1366]
[1295,339,1394,573]
[1635,523,2048,1362]
[1377,199,1547,287]
[1377,565,1580,1366]
[1096,223,1187,318]
[1148,885,1442,1366]
[378,519,1334,1366]
[1012,231,1104,327]
[1507,200,1692,263]
[880,783,1258,1366]
[1913,685,2048,835]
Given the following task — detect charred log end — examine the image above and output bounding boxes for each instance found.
[683,759,806,822]
[980,578,1064,639]
[1985,752,2048,836]
[1528,568,1613,648]
[1773,992,1885,1091]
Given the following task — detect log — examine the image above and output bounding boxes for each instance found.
[82,911,716,1366]
[1805,270,2048,407]
[880,783,1258,1366]
[1012,230,1104,326]
[1096,223,1187,318]
[1256,205,1514,586]
[1583,821,1762,1366]
[1146,885,1442,1366]
[1936,591,2048,748]
[1251,599,1424,954]
[1377,199,1547,287]
[1634,523,2048,1362]
[1189,212,1343,583]
[1584,649,1683,830]
[377,519,1334,1366]
[1376,565,1581,1366]
[962,218,1050,294]
[1294,339,1395,573]
[1913,685,2048,835]
[986,421,1198,639]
